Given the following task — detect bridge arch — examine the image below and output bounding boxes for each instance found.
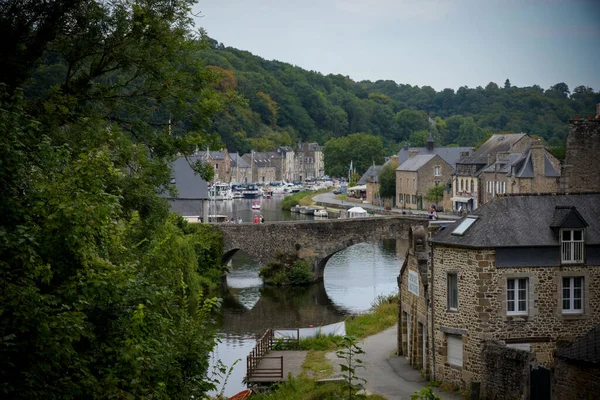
[219,216,427,282]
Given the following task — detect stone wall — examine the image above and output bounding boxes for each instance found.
[431,244,600,388]
[480,341,533,400]
[396,170,418,209]
[563,118,600,193]
[553,357,600,400]
[399,226,430,372]
[416,156,453,211]
[220,216,424,281]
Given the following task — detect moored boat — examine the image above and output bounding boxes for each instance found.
[251,200,261,210]
[242,184,261,199]
[229,389,252,400]
[314,209,328,217]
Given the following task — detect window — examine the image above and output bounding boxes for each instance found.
[405,194,410,204]
[451,216,477,236]
[215,163,219,169]
[487,181,492,193]
[447,335,463,367]
[398,194,403,203]
[562,277,583,314]
[502,181,506,194]
[448,273,458,311]
[412,195,417,204]
[561,229,584,264]
[435,181,440,186]
[507,278,528,315]
[434,166,441,176]
[470,180,474,193]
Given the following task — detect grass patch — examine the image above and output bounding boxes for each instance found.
[346,294,398,339]
[302,350,333,379]
[280,189,329,210]
[335,194,347,200]
[248,375,386,400]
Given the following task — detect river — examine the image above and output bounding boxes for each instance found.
[208,196,407,397]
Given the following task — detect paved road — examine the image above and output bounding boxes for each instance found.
[326,325,462,400]
[313,192,460,220]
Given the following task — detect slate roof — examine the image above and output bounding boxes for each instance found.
[230,153,250,168]
[479,148,560,179]
[396,154,437,172]
[431,193,600,248]
[242,153,277,168]
[557,324,600,364]
[358,165,383,184]
[168,156,209,200]
[457,133,528,165]
[397,146,473,169]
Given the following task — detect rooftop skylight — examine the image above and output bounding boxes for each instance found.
[451,216,478,236]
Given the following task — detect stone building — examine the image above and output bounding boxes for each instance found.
[357,164,383,205]
[398,226,430,371]
[479,140,561,204]
[452,133,532,212]
[229,152,251,184]
[242,151,277,183]
[396,154,453,210]
[295,142,324,181]
[562,104,600,193]
[397,134,472,170]
[277,146,295,182]
[201,150,231,183]
[399,193,600,394]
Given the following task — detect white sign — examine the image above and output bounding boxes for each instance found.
[408,270,419,296]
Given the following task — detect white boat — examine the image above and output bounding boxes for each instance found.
[251,200,261,210]
[291,205,302,213]
[314,209,328,217]
[299,206,315,215]
[209,183,233,200]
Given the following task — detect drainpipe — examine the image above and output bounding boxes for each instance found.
[430,241,437,381]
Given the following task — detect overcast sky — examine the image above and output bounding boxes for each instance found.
[192,0,600,92]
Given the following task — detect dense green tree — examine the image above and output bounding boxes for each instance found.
[0,0,228,397]
[323,133,385,178]
[378,160,399,199]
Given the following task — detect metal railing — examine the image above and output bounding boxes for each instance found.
[246,329,283,380]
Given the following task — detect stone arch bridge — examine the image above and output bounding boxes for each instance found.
[219,216,427,281]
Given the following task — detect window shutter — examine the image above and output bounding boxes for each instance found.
[447,335,463,367]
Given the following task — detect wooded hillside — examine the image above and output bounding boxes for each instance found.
[201,38,600,156]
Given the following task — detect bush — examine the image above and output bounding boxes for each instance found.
[259,254,314,285]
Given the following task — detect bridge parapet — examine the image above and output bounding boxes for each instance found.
[219,216,427,282]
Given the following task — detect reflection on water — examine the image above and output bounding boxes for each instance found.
[324,239,404,313]
[211,237,407,397]
[210,197,317,224]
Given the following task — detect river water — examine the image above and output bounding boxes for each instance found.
[208,197,407,397]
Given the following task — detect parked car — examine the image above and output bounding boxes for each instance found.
[333,189,342,195]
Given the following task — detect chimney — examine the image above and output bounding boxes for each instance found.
[390,155,399,165]
[427,133,434,151]
[487,153,495,165]
[596,103,600,119]
[531,140,545,177]
[404,143,409,151]
[408,149,420,158]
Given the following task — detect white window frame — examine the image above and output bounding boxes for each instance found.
[447,335,463,367]
[448,273,458,311]
[562,277,584,314]
[561,229,584,264]
[507,278,528,316]
[434,165,441,177]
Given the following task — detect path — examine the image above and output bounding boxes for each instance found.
[313,192,460,220]
[326,325,462,400]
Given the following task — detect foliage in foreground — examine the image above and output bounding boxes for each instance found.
[335,335,367,399]
[0,0,230,397]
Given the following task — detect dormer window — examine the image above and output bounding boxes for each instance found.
[561,229,584,264]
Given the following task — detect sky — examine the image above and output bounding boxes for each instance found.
[192,0,600,92]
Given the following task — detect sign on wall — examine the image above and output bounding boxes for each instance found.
[408,270,419,296]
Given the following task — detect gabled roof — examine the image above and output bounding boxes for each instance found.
[557,324,600,364]
[242,153,276,168]
[457,133,528,165]
[358,165,383,185]
[431,193,600,248]
[168,156,209,199]
[206,151,226,160]
[397,146,472,169]
[550,206,589,230]
[230,153,250,168]
[396,154,437,172]
[480,152,525,174]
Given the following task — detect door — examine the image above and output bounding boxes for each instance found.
[530,367,551,400]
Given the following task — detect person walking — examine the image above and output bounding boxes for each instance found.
[260,215,265,223]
